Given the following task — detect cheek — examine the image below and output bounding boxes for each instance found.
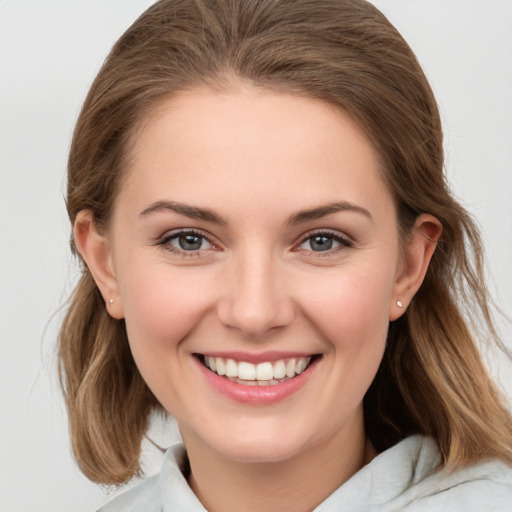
[117,263,218,413]
[118,262,214,354]
[297,263,394,352]
[296,266,394,419]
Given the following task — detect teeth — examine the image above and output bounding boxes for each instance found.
[203,356,312,383]
[285,359,296,378]
[225,359,238,377]
[216,358,226,376]
[238,362,256,380]
[256,362,273,380]
[273,360,286,379]
[296,358,306,374]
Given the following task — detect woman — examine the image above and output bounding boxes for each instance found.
[58,0,512,510]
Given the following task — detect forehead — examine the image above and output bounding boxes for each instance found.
[119,85,393,220]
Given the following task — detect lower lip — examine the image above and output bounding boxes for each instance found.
[194,357,318,405]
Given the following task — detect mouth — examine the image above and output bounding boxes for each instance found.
[197,354,318,387]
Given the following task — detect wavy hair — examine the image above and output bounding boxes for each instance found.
[58,0,512,485]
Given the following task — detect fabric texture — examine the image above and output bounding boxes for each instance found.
[98,435,512,511]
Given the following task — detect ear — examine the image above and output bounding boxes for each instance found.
[73,210,124,319]
[389,214,442,321]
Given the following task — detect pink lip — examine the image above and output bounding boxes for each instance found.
[193,355,319,405]
[197,351,313,364]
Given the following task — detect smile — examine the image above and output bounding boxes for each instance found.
[202,356,313,386]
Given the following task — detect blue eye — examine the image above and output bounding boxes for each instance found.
[162,231,213,252]
[299,232,351,252]
[305,235,336,251]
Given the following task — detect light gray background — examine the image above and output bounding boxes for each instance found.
[1,1,511,511]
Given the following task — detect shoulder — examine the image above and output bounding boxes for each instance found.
[98,474,162,512]
[97,443,206,512]
[408,459,512,511]
[317,436,512,512]
[384,437,512,511]
[97,473,161,512]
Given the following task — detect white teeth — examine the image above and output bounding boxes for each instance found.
[285,359,296,378]
[296,358,306,374]
[256,362,274,380]
[225,359,238,377]
[273,360,286,379]
[238,361,256,380]
[203,356,313,383]
[215,358,226,376]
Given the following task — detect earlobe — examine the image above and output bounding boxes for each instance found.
[389,214,442,321]
[73,210,124,319]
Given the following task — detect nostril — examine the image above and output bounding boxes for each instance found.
[217,293,295,337]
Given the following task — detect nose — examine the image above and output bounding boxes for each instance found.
[217,249,295,338]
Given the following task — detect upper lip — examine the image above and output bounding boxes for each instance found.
[195,351,317,364]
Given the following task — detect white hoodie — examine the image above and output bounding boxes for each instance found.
[99,436,512,511]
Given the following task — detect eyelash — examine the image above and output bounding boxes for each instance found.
[295,230,354,257]
[157,229,217,257]
[156,229,353,257]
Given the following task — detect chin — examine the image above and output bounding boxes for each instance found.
[197,424,316,464]
[222,441,305,464]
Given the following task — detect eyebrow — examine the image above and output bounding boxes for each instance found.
[139,199,372,226]
[287,201,373,225]
[139,200,228,225]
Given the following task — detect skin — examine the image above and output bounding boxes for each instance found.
[75,84,441,512]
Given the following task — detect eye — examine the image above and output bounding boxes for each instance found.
[159,230,214,253]
[302,235,338,252]
[298,231,352,253]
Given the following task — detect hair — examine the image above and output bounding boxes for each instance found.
[58,0,512,485]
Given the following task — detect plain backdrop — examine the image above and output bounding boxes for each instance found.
[1,1,511,511]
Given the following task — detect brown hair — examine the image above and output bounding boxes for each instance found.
[59,0,512,485]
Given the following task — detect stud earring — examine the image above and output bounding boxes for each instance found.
[109,299,114,305]
[396,300,403,308]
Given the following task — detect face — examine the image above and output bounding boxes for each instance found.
[103,85,406,464]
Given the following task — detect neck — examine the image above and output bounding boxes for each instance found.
[183,412,374,512]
